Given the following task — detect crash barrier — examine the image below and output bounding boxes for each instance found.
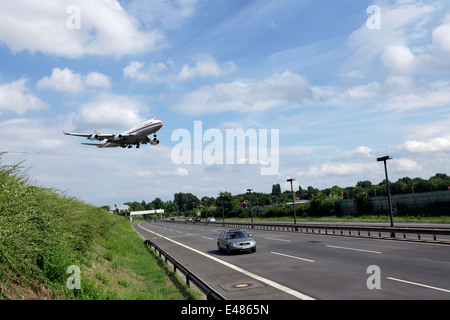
[144,239,225,300]
[164,220,450,243]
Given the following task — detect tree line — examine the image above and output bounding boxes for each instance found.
[123,173,450,218]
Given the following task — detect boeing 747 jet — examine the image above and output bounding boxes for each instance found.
[63,118,163,149]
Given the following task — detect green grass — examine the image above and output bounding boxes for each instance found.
[0,154,201,300]
[71,218,202,300]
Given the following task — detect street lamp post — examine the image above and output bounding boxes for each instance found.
[247,189,253,225]
[287,178,297,224]
[377,156,395,237]
[221,195,225,224]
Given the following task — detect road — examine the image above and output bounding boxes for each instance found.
[134,221,450,300]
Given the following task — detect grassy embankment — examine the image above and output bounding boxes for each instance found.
[0,155,201,300]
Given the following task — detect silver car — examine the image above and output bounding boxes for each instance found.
[217,229,256,254]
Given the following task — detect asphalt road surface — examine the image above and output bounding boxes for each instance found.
[134,221,450,300]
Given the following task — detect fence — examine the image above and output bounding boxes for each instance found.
[144,239,225,300]
[340,190,450,216]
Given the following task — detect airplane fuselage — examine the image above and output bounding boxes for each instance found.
[98,119,164,148]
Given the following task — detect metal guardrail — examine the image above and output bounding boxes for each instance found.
[165,220,450,243]
[144,239,225,300]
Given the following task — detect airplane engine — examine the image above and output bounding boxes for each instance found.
[89,134,100,141]
[149,137,160,145]
[113,134,123,141]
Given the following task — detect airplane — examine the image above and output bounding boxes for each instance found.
[63,118,163,149]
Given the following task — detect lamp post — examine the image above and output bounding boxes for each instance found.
[247,189,253,225]
[287,178,297,224]
[377,156,394,236]
[221,195,225,224]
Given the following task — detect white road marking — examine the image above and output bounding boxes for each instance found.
[271,251,315,263]
[265,237,291,242]
[137,223,315,300]
[387,277,450,293]
[201,236,214,240]
[326,245,382,254]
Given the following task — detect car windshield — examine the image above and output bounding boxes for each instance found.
[228,231,248,239]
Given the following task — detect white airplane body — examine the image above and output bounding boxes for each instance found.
[64,118,163,149]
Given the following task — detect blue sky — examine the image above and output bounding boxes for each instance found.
[1,0,449,206]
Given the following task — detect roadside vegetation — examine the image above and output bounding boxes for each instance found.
[125,174,450,222]
[0,153,200,300]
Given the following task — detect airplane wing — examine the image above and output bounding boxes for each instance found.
[63,132,91,138]
[63,132,117,140]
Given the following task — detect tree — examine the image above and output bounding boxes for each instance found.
[429,173,450,191]
[297,185,303,198]
[354,187,371,215]
[124,201,145,211]
[164,201,178,213]
[271,184,281,204]
[215,191,245,218]
[151,197,164,209]
[412,178,429,193]
[391,180,408,194]
[356,180,372,189]
[306,186,320,200]
[173,192,200,211]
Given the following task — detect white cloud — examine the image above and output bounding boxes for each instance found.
[37,68,111,92]
[280,145,327,156]
[380,45,417,73]
[306,162,374,177]
[37,68,84,92]
[123,59,176,83]
[136,167,189,178]
[381,85,450,111]
[123,55,236,83]
[432,22,450,54]
[393,158,423,172]
[344,2,435,75]
[176,56,237,81]
[401,136,450,153]
[0,78,48,115]
[0,118,66,151]
[124,61,150,82]
[0,0,163,58]
[125,0,199,29]
[172,71,312,115]
[352,146,373,156]
[74,93,148,130]
[85,72,111,89]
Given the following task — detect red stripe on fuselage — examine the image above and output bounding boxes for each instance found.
[127,121,163,135]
